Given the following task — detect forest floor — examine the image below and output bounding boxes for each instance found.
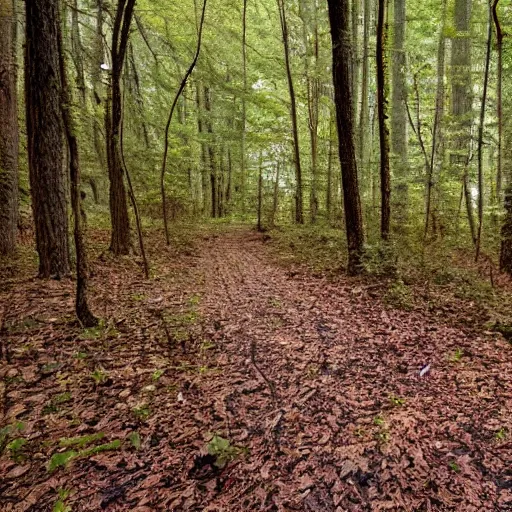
[1,225,511,511]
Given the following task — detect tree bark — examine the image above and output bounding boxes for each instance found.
[58,15,98,327]
[475,3,492,261]
[160,0,206,242]
[277,0,304,224]
[0,0,18,256]
[327,0,365,275]
[25,0,70,277]
[451,0,474,244]
[391,0,408,221]
[241,0,248,215]
[425,0,447,239]
[106,0,136,255]
[377,0,391,239]
[204,86,217,218]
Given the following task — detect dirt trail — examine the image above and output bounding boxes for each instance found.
[1,228,511,511]
[193,229,512,510]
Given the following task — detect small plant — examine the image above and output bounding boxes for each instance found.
[74,352,88,360]
[384,278,413,310]
[132,404,151,421]
[495,427,508,441]
[48,440,121,473]
[53,489,72,512]
[206,435,241,468]
[448,461,460,473]
[48,450,77,472]
[6,438,28,462]
[451,348,464,362]
[188,294,201,306]
[128,431,141,450]
[59,433,105,449]
[90,368,108,385]
[389,395,406,407]
[0,421,25,452]
[131,293,146,302]
[200,340,216,351]
[353,427,366,438]
[151,369,165,382]
[374,415,385,427]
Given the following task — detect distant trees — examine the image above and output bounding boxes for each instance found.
[25,0,70,278]
[0,0,18,256]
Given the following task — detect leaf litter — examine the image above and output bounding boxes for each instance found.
[0,227,511,511]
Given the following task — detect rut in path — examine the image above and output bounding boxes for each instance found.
[192,228,511,510]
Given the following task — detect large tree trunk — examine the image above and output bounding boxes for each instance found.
[377,0,391,240]
[25,0,70,278]
[451,0,474,244]
[391,0,408,221]
[277,0,304,224]
[0,0,18,256]
[106,0,135,255]
[327,0,365,275]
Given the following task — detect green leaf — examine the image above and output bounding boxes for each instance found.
[48,450,78,472]
[128,432,141,449]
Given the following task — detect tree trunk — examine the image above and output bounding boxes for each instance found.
[391,0,408,221]
[241,0,248,215]
[204,86,217,218]
[277,0,303,224]
[272,160,280,226]
[425,0,447,239]
[377,0,391,239]
[451,0,474,244]
[70,0,86,104]
[492,0,503,218]
[0,0,18,256]
[25,0,70,278]
[475,3,492,260]
[58,16,98,327]
[106,0,136,255]
[358,0,371,184]
[327,0,365,275]
[257,152,263,232]
[299,0,320,223]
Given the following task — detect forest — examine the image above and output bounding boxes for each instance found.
[1,0,512,509]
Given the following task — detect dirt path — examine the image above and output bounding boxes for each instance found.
[1,228,511,511]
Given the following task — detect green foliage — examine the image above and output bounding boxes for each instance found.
[53,489,72,512]
[132,404,151,421]
[450,348,464,362]
[90,368,108,385]
[389,395,406,407]
[6,438,28,461]
[59,432,105,449]
[48,450,78,472]
[384,279,413,311]
[128,431,142,450]
[48,440,121,473]
[151,369,165,381]
[206,435,241,468]
[448,461,460,473]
